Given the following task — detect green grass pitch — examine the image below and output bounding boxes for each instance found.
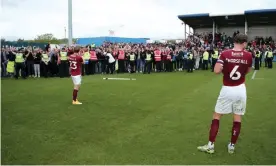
[1,67,276,164]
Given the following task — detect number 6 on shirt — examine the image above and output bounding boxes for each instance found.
[230,65,241,80]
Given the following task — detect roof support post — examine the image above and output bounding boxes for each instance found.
[190,27,193,35]
[215,24,218,33]
[188,25,190,36]
[183,22,186,40]
[212,20,215,45]
[245,17,248,35]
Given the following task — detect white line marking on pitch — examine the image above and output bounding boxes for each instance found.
[103,77,136,81]
[251,70,257,80]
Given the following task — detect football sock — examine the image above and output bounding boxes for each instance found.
[209,119,220,144]
[73,89,78,101]
[231,121,241,145]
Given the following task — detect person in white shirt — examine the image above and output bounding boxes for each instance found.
[105,51,115,74]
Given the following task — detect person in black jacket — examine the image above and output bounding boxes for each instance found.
[34,50,42,77]
[98,50,106,74]
[140,49,146,73]
[49,50,59,77]
[45,42,50,52]
[1,49,7,77]
[25,49,34,77]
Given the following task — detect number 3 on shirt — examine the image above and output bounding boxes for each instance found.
[70,61,77,70]
[230,65,241,80]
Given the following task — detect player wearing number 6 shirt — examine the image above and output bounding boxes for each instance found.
[69,46,83,105]
[198,34,252,154]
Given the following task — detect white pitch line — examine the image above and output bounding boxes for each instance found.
[251,70,257,80]
[103,77,136,81]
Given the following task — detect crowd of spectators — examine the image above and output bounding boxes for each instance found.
[189,31,275,50]
[1,31,276,79]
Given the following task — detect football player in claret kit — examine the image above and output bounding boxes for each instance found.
[197,34,252,154]
[69,46,83,105]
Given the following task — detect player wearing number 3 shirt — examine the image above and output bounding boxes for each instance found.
[198,34,252,154]
[69,46,83,105]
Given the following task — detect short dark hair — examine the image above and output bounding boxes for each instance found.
[74,46,81,53]
[233,34,248,44]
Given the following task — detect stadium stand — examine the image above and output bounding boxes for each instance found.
[178,9,276,61]
[178,9,276,41]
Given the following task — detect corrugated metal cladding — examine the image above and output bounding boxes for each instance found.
[76,37,149,46]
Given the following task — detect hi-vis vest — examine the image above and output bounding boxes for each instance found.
[129,54,135,61]
[203,51,209,60]
[189,53,193,60]
[255,52,260,58]
[267,51,273,58]
[146,54,151,61]
[83,52,90,64]
[83,52,90,60]
[60,51,67,61]
[90,51,97,61]
[118,50,125,60]
[167,54,171,61]
[42,54,49,64]
[7,61,15,73]
[212,51,219,59]
[15,53,24,63]
[154,50,161,62]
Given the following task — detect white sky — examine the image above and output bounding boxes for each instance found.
[0,0,275,40]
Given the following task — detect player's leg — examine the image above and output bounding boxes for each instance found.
[72,75,82,105]
[227,114,242,154]
[228,88,246,154]
[198,86,232,154]
[197,112,222,154]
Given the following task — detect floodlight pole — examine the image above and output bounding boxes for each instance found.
[68,0,73,46]
[64,27,66,39]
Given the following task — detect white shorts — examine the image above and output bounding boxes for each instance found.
[215,84,247,115]
[71,75,82,85]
